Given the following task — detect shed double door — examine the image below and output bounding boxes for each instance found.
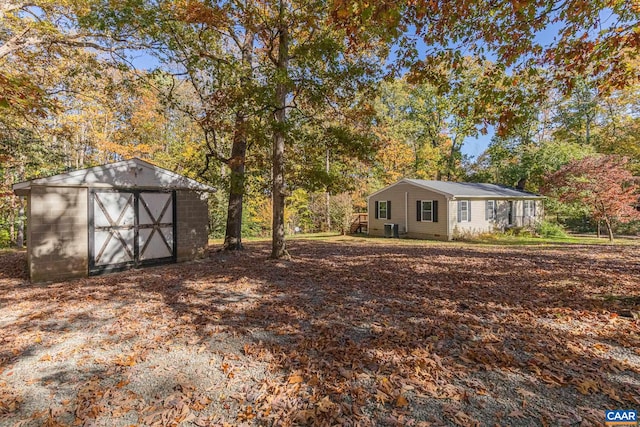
[89,189,176,274]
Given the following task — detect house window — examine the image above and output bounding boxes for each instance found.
[524,200,535,217]
[416,200,438,222]
[421,200,433,221]
[376,200,391,219]
[458,200,470,222]
[486,200,497,220]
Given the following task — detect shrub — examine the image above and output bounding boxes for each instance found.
[536,220,568,238]
[0,229,11,248]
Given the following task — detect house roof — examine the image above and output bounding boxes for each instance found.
[13,158,216,196]
[369,178,544,199]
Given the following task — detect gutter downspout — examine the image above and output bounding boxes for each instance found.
[447,197,452,240]
[405,192,408,235]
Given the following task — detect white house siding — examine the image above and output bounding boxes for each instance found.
[368,183,449,240]
[511,199,544,228]
[450,199,543,238]
[448,199,495,238]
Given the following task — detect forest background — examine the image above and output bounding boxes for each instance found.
[1,0,639,251]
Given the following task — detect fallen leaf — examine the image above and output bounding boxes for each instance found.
[288,374,304,384]
[395,395,409,408]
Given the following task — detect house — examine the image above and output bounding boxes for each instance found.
[13,158,215,282]
[367,178,544,240]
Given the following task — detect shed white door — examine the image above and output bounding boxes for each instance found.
[138,192,174,261]
[89,190,176,274]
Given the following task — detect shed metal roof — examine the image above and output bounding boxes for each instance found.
[13,158,215,196]
[368,178,543,199]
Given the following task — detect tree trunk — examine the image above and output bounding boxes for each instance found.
[9,195,15,246]
[325,148,331,232]
[223,111,248,250]
[446,139,459,181]
[16,197,24,248]
[223,31,254,251]
[604,217,614,242]
[271,9,289,259]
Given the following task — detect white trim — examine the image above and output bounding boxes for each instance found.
[451,195,543,200]
[524,200,535,217]
[421,200,434,222]
[458,200,470,222]
[404,192,408,233]
[486,199,497,220]
[378,200,389,220]
[446,198,451,240]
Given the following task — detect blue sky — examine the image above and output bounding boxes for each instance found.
[463,130,493,158]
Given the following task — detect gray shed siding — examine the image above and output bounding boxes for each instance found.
[28,185,89,283]
[175,190,209,262]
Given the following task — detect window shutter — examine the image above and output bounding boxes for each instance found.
[468,201,471,221]
[533,200,537,216]
[485,201,489,220]
[374,201,379,219]
[433,200,438,222]
[457,201,462,222]
[387,201,391,219]
[416,200,421,221]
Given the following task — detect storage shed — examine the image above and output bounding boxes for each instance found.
[13,158,215,282]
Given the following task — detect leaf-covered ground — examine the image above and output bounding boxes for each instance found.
[1,238,639,426]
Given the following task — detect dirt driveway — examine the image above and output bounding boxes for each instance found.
[1,238,639,426]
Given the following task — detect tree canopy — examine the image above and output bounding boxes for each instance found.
[543,155,640,241]
[1,0,640,249]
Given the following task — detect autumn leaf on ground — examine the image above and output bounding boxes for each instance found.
[395,395,409,408]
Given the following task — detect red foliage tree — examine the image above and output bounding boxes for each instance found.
[544,155,640,241]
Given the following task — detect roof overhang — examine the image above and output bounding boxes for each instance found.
[12,158,216,196]
[366,178,545,200]
[449,195,546,200]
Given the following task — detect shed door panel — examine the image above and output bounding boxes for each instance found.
[138,192,174,262]
[92,192,135,267]
[94,229,134,265]
[89,190,176,274]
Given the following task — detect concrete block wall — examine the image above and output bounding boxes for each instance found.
[28,186,88,282]
[175,190,209,262]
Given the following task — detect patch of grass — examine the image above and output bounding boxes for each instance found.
[209,231,639,248]
[341,232,639,247]
[466,233,638,246]
[208,232,345,246]
[289,232,344,240]
[0,247,24,254]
